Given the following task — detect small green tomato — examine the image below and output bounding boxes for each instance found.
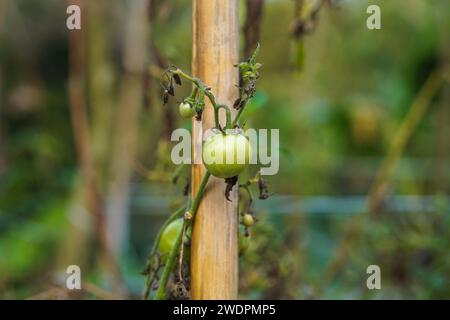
[179,102,196,118]
[159,218,183,261]
[243,213,255,227]
[202,129,251,179]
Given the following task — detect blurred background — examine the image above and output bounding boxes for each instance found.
[0,0,449,299]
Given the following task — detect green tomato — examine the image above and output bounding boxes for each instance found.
[179,102,196,118]
[159,218,184,261]
[202,130,251,178]
[242,213,254,227]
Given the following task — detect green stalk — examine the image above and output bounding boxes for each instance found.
[217,104,232,129]
[231,101,247,127]
[239,184,254,209]
[171,68,222,129]
[189,86,199,101]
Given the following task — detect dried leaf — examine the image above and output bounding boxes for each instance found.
[167,82,175,96]
[163,90,169,104]
[225,176,238,201]
[173,74,182,85]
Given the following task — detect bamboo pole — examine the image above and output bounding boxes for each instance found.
[191,0,239,299]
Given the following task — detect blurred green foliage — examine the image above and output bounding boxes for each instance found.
[0,0,449,299]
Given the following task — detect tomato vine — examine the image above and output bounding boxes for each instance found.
[143,45,267,300]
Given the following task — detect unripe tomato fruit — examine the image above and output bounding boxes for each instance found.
[179,102,196,118]
[202,129,251,178]
[159,218,184,261]
[243,213,254,227]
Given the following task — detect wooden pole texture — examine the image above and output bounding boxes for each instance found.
[191,0,239,299]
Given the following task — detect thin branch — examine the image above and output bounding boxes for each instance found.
[367,69,444,212]
[170,68,223,128]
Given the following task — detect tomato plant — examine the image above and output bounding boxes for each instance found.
[143,45,268,300]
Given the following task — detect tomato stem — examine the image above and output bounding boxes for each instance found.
[189,86,199,101]
[216,104,232,129]
[171,68,227,130]
[231,103,247,127]
[239,184,254,211]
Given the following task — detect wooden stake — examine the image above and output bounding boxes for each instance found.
[191,0,239,299]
